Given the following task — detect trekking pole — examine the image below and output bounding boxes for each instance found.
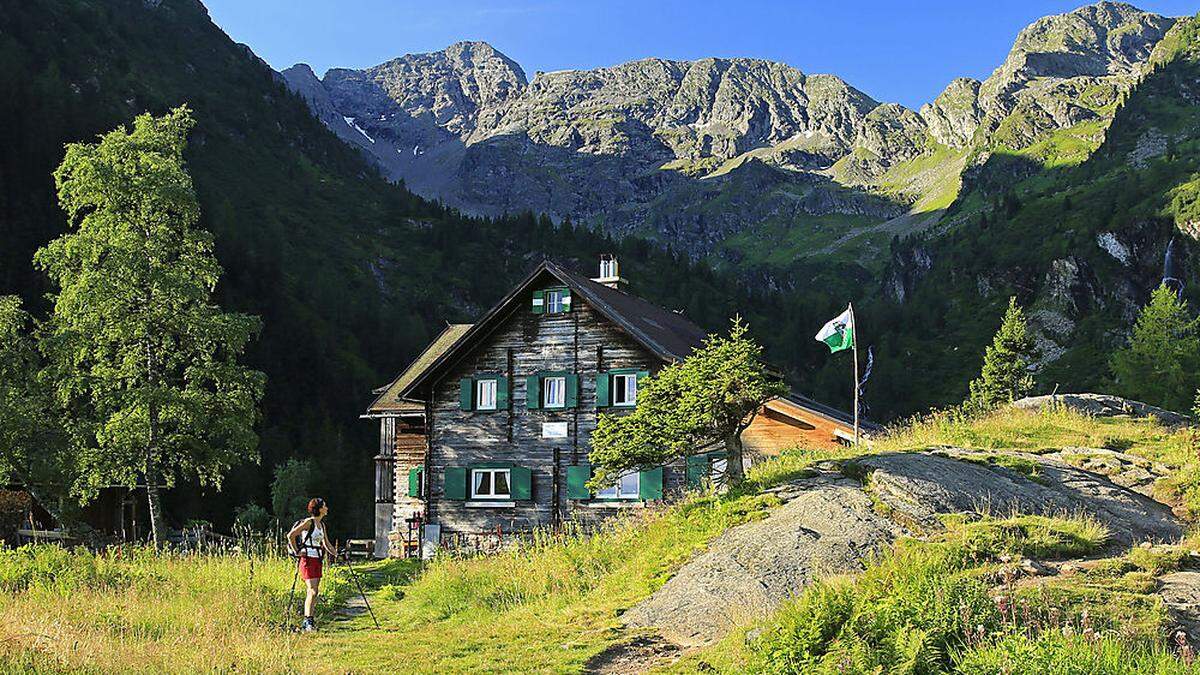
[340,550,380,628]
[283,551,300,629]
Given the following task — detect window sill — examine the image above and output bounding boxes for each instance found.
[465,501,516,508]
[581,501,645,509]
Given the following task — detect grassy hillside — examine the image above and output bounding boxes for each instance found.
[4,406,1200,673]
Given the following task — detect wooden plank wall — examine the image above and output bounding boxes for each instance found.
[423,278,687,536]
[742,401,853,456]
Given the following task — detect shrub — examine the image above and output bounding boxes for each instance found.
[233,503,272,533]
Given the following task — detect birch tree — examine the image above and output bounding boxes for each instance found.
[36,106,265,545]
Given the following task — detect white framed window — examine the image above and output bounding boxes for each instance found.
[544,376,566,408]
[471,468,511,500]
[476,379,497,411]
[545,289,564,314]
[612,373,638,406]
[596,471,640,500]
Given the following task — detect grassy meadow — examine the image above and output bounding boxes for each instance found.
[4,405,1200,673]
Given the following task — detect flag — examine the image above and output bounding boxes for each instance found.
[815,306,854,353]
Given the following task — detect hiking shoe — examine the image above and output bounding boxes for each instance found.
[300,617,317,632]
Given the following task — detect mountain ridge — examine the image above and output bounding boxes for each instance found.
[286,2,1177,269]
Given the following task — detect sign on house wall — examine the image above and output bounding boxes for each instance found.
[542,422,569,438]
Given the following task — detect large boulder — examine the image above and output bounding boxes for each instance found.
[620,476,900,647]
[623,449,1183,647]
[1012,393,1192,426]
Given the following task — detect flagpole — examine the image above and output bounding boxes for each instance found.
[850,302,859,446]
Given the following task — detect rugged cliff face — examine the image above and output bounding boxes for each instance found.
[286,3,1174,267]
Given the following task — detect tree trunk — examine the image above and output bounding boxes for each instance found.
[145,452,166,547]
[723,432,745,484]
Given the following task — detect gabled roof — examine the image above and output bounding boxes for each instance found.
[394,260,709,400]
[378,259,863,430]
[366,323,473,413]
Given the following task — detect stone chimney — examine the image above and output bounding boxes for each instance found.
[592,254,626,289]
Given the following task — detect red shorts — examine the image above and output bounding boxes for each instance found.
[299,556,323,580]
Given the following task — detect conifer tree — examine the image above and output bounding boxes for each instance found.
[36,106,266,545]
[968,297,1037,409]
[1111,285,1200,413]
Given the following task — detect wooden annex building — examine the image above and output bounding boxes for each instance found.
[364,258,867,557]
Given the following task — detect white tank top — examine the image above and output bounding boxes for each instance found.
[300,521,324,558]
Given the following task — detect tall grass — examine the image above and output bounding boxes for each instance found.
[0,544,344,673]
[747,514,1113,674]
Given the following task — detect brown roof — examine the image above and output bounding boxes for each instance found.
[550,264,710,362]
[393,260,712,400]
[365,323,472,413]
[381,260,860,429]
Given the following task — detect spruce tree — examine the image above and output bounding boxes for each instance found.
[968,297,1037,409]
[36,107,266,545]
[1111,285,1200,413]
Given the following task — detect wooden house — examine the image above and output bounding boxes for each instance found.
[364,258,867,556]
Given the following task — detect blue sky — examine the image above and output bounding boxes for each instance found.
[204,1,1198,109]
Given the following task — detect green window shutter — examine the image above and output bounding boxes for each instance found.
[459,378,474,411]
[566,465,592,500]
[407,467,423,498]
[686,455,709,487]
[526,375,541,409]
[565,374,579,408]
[531,290,545,314]
[561,288,572,312]
[444,467,467,500]
[496,376,510,410]
[639,467,663,500]
[595,372,611,408]
[510,466,532,500]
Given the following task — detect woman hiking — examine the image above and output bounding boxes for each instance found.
[287,497,338,632]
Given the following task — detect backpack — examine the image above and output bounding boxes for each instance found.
[290,518,317,556]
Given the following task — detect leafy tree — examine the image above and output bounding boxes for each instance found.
[1111,285,1200,413]
[271,458,316,523]
[233,502,272,533]
[0,296,79,531]
[589,317,787,487]
[36,106,265,545]
[968,297,1037,409]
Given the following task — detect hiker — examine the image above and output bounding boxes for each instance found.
[287,497,338,632]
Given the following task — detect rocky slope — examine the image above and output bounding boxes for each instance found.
[286,3,1174,264]
[622,444,1182,648]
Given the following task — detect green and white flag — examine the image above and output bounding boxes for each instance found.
[815,306,854,353]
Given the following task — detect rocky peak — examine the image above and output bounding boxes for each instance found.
[919,77,981,147]
[323,40,526,139]
[923,2,1173,149]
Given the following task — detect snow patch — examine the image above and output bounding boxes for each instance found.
[1096,232,1132,266]
[342,116,375,144]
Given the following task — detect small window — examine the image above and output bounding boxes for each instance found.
[596,471,640,500]
[612,373,638,406]
[545,289,565,314]
[544,376,566,408]
[471,468,511,500]
[476,379,497,411]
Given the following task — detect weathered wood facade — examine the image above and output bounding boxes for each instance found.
[422,279,686,538]
[366,259,865,555]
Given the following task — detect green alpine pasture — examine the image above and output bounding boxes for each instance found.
[5,405,1200,673]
